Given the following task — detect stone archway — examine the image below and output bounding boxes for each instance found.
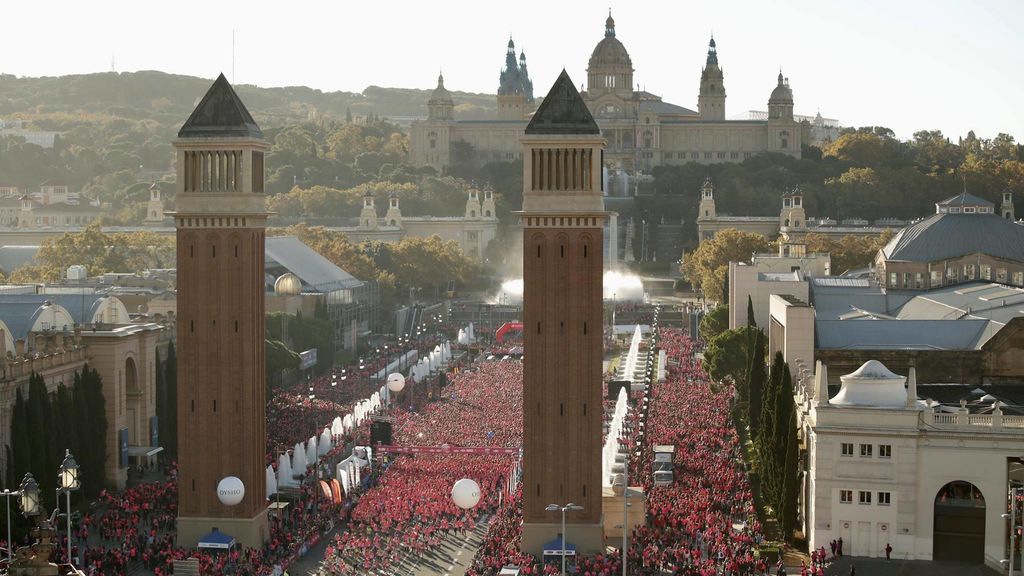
[125,356,143,449]
[933,480,986,563]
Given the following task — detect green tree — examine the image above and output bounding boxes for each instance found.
[747,295,757,328]
[698,305,729,342]
[702,326,758,386]
[266,339,301,391]
[745,329,767,435]
[681,229,771,303]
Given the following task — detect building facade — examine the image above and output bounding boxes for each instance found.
[0,295,163,490]
[520,71,606,556]
[800,360,1022,570]
[698,177,903,243]
[172,74,269,548]
[410,14,804,175]
[333,188,499,261]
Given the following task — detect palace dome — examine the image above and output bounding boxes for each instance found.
[428,73,453,105]
[769,73,793,104]
[588,14,632,71]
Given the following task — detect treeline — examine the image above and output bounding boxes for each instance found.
[680,228,893,302]
[650,128,1024,245]
[267,177,471,221]
[269,224,479,322]
[5,368,108,506]
[0,71,498,225]
[703,308,800,541]
[1,222,175,282]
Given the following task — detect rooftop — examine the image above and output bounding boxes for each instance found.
[178,74,263,139]
[880,212,1024,263]
[265,236,363,293]
[525,71,600,136]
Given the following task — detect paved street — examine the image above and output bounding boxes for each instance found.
[823,556,999,575]
[290,516,489,576]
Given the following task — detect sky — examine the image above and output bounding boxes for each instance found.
[3,0,1022,141]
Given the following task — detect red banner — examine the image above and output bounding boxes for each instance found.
[376,444,519,455]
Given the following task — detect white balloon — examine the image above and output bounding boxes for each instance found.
[217,476,245,506]
[451,478,481,509]
[386,373,406,392]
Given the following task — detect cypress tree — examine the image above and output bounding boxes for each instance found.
[8,388,30,487]
[747,295,757,327]
[782,404,800,541]
[758,353,787,519]
[52,384,75,481]
[26,373,56,505]
[89,366,108,497]
[747,330,767,435]
[71,371,93,492]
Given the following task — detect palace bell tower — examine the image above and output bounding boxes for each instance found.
[520,70,606,556]
[172,74,269,549]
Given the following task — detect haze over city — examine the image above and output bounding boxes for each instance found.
[3,0,1022,140]
[3,2,1024,575]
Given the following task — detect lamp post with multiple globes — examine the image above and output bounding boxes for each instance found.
[5,452,84,575]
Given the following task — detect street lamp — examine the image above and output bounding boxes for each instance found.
[19,473,41,518]
[58,449,80,566]
[545,502,583,576]
[0,487,23,562]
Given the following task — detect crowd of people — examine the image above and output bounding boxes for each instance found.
[464,327,766,576]
[59,338,454,576]
[624,328,762,575]
[321,360,523,575]
[54,317,781,576]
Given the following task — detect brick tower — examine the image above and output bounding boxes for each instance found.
[520,70,606,556]
[173,74,269,548]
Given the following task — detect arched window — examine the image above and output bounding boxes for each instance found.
[643,130,653,149]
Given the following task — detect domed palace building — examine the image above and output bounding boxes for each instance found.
[410,13,804,176]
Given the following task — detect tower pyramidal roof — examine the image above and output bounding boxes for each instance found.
[178,73,263,139]
[525,70,600,135]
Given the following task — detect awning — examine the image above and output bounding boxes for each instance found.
[267,502,290,511]
[127,446,163,457]
[542,536,576,556]
[197,528,236,550]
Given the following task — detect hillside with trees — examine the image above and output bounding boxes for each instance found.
[3,71,1023,253]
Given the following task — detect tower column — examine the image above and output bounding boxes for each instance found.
[519,70,607,557]
[172,74,269,550]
